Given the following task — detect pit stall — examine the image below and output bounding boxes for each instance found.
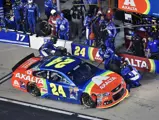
[0,0,159,74]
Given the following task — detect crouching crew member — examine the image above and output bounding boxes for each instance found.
[120,61,141,92]
[99,44,121,70]
[39,36,57,57]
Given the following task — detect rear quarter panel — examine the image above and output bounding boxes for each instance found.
[12,69,48,95]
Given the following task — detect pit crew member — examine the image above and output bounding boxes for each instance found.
[70,0,85,39]
[146,37,159,59]
[99,15,108,44]
[105,20,117,51]
[99,44,121,70]
[127,30,146,57]
[48,9,60,36]
[84,11,94,41]
[106,8,114,21]
[45,0,57,19]
[25,0,40,35]
[39,36,57,57]
[56,13,70,40]
[12,0,25,32]
[120,61,141,92]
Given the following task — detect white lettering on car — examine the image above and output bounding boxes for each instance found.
[13,80,20,87]
[15,73,43,85]
[92,76,116,89]
[100,77,116,89]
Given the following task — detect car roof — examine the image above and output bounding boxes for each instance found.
[39,56,82,73]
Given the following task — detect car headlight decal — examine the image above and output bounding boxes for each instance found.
[97,92,110,97]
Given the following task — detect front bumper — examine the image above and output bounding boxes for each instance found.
[96,88,129,109]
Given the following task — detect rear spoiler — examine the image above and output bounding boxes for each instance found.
[12,53,35,72]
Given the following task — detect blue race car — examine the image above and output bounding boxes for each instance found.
[12,53,129,108]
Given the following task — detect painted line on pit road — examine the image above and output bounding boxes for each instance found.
[0,72,12,84]
[0,97,108,120]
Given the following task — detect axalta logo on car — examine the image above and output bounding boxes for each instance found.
[92,76,116,89]
[15,73,43,85]
[124,57,148,69]
[122,0,137,11]
[100,77,116,89]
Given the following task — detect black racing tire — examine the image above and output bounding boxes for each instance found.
[27,83,41,97]
[54,51,63,56]
[81,93,96,108]
[109,62,121,74]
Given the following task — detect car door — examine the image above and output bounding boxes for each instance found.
[47,71,73,102]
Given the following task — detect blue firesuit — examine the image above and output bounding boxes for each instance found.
[147,40,159,53]
[12,3,25,31]
[85,0,98,4]
[0,18,6,28]
[45,0,57,18]
[21,0,27,3]
[86,37,95,46]
[84,15,94,40]
[121,65,141,92]
[105,22,117,51]
[56,17,70,40]
[99,19,108,43]
[39,39,57,57]
[147,40,159,59]
[11,0,27,3]
[25,3,40,34]
[99,47,121,69]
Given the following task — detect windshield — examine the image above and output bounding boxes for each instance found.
[67,62,98,86]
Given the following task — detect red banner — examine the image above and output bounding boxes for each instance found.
[119,54,150,72]
[118,0,150,14]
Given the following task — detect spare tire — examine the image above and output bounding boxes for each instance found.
[109,62,121,74]
[36,20,51,36]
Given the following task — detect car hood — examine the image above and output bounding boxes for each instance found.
[83,70,123,94]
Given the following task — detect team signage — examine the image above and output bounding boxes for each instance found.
[72,43,159,74]
[118,0,159,17]
[0,30,30,47]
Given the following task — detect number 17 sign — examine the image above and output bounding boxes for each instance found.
[0,30,30,47]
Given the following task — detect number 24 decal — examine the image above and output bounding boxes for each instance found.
[46,57,75,68]
[50,83,66,97]
[74,46,86,57]
[16,34,26,41]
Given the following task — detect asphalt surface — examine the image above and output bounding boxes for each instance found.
[1,43,159,120]
[0,101,89,120]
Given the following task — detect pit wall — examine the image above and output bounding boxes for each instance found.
[0,29,159,74]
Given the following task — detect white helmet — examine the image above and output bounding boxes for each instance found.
[28,0,33,4]
[50,9,56,15]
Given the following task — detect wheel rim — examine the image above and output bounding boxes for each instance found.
[82,95,95,107]
[29,85,39,96]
